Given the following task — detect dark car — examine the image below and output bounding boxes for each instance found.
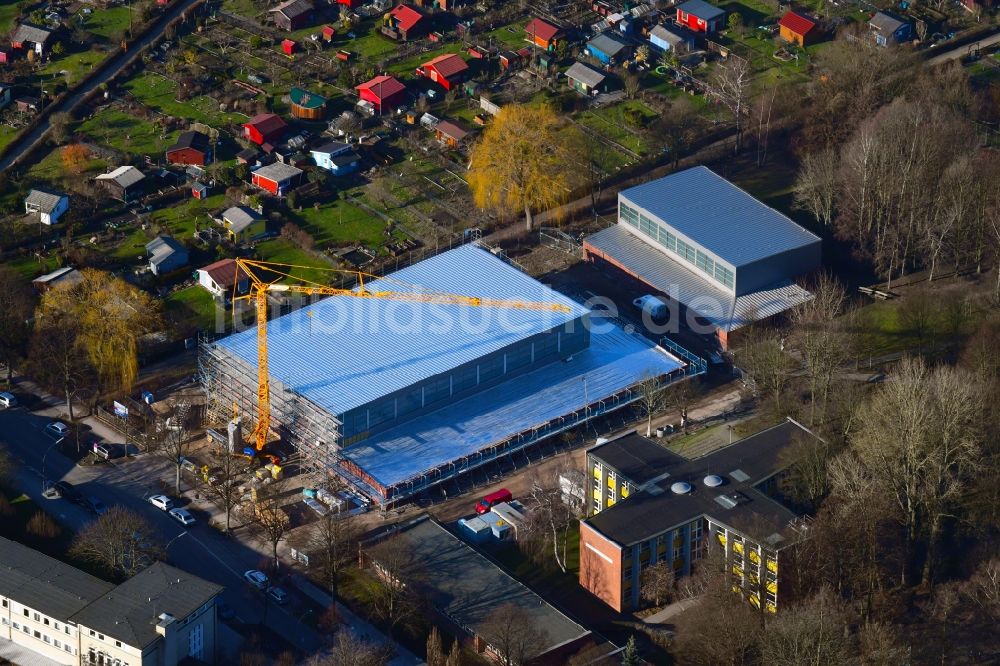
[53,481,82,504]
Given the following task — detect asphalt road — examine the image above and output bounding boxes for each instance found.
[0,0,202,173]
[0,403,325,657]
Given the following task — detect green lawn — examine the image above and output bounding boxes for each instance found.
[0,0,19,35]
[324,20,399,62]
[479,22,529,49]
[254,238,336,284]
[5,253,63,280]
[82,6,134,40]
[78,107,178,155]
[289,199,387,248]
[576,100,655,157]
[122,73,248,127]
[0,124,18,153]
[110,226,154,263]
[40,47,109,86]
[27,147,108,187]
[387,42,465,78]
[150,193,227,239]
[164,284,221,334]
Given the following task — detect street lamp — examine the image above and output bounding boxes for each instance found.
[164,531,189,552]
[41,437,64,493]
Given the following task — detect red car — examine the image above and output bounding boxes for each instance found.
[475,488,512,515]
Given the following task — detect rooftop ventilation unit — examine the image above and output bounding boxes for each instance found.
[703,474,723,487]
[714,492,750,509]
[670,481,693,495]
[729,469,750,482]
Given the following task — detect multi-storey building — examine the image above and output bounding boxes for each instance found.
[0,537,222,666]
[579,419,817,613]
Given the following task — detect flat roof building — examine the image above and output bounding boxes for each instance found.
[201,243,697,507]
[583,166,821,349]
[364,517,591,662]
[578,419,817,613]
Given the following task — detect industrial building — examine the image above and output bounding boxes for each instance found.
[583,166,821,349]
[578,419,817,613]
[201,243,700,507]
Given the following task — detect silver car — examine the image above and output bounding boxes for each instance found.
[0,392,17,408]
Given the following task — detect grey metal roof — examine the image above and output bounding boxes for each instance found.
[585,420,816,546]
[587,31,630,57]
[619,166,821,267]
[252,161,302,182]
[214,244,589,416]
[222,205,262,234]
[269,0,313,19]
[25,189,66,213]
[650,23,691,46]
[70,562,222,650]
[675,0,725,21]
[311,140,351,156]
[869,11,905,33]
[565,61,606,88]
[95,165,145,188]
[329,152,361,166]
[369,518,589,656]
[585,224,813,331]
[12,23,52,44]
[0,537,114,621]
[145,235,186,266]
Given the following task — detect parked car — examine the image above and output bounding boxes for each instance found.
[147,494,174,511]
[42,482,62,500]
[267,587,289,605]
[475,488,512,515]
[85,496,108,516]
[169,508,196,526]
[244,570,269,590]
[53,481,82,504]
[0,392,17,408]
[45,422,69,438]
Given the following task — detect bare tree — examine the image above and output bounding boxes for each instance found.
[249,480,291,570]
[709,56,752,153]
[364,537,424,637]
[151,403,194,496]
[523,471,577,573]
[792,149,837,229]
[308,633,391,666]
[831,359,984,587]
[760,588,852,666]
[623,72,641,100]
[857,622,911,666]
[640,560,675,607]
[201,447,245,533]
[734,328,792,412]
[635,375,667,437]
[295,500,361,597]
[480,603,549,666]
[965,556,1000,621]
[790,273,849,424]
[70,506,161,579]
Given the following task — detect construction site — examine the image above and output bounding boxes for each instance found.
[200,242,702,509]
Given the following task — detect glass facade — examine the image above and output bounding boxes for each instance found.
[620,201,735,290]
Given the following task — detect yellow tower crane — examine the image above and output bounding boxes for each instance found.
[233,258,573,452]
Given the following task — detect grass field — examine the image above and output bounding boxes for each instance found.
[83,6,133,40]
[323,20,399,61]
[254,238,336,284]
[0,0,19,35]
[164,285,221,333]
[27,147,108,187]
[40,47,109,85]
[289,199,387,248]
[480,22,529,49]
[149,193,227,239]
[0,124,18,153]
[122,73,247,126]
[78,107,178,155]
[387,43,465,78]
[4,253,63,280]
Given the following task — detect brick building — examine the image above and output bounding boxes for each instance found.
[578,419,818,613]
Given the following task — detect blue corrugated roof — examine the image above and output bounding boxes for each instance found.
[214,245,589,416]
[619,166,820,267]
[341,323,683,487]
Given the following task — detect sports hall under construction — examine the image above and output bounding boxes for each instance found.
[200,243,703,508]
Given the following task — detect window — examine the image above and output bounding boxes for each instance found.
[55,639,61,648]
[639,214,658,239]
[620,203,639,227]
[22,625,28,634]
[64,644,72,653]
[12,622,19,630]
[65,626,71,635]
[44,634,50,644]
[623,566,632,580]
[505,345,532,372]
[1,599,6,608]
[44,618,49,626]
[23,609,28,617]
[1,617,6,625]
[657,225,676,252]
[98,633,104,640]
[33,612,39,621]
[54,622,59,631]
[695,249,712,273]
[90,630,96,637]
[33,629,40,639]
[115,641,122,648]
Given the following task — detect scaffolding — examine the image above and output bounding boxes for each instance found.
[198,340,341,478]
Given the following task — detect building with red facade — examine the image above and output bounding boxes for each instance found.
[675,0,725,33]
[165,130,211,166]
[355,75,407,114]
[251,162,302,196]
[416,53,469,91]
[242,113,287,146]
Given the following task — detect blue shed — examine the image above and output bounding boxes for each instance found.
[586,32,631,65]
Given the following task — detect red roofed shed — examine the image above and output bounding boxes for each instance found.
[778,10,818,46]
[282,39,297,55]
[524,18,561,50]
[356,75,407,114]
[417,53,469,91]
[243,113,288,146]
[382,4,426,41]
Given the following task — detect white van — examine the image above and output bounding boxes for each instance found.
[633,295,669,320]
